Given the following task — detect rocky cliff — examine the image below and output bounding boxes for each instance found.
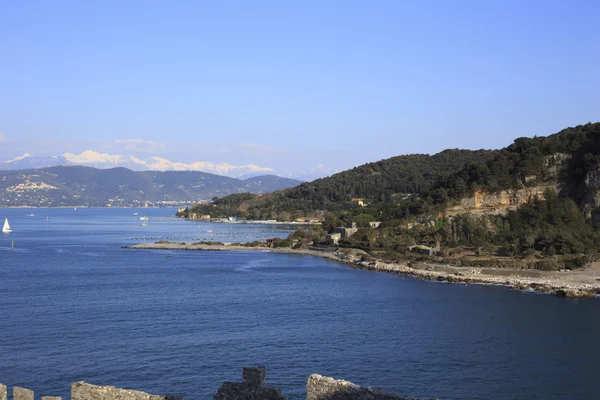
[446,185,557,216]
[581,166,600,219]
[446,153,569,217]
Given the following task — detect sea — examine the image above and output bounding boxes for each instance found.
[1,208,599,400]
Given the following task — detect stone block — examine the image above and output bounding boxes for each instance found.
[242,366,266,387]
[0,384,6,400]
[14,387,34,400]
[306,374,438,400]
[72,382,181,400]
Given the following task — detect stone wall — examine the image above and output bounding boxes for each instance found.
[0,385,61,400]
[1,367,435,400]
[72,382,181,400]
[306,374,437,400]
[13,388,34,400]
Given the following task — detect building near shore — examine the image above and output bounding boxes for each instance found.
[408,244,440,256]
[326,232,342,245]
[333,222,358,239]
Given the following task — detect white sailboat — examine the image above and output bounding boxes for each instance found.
[2,218,12,233]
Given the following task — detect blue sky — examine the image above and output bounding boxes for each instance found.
[0,0,598,175]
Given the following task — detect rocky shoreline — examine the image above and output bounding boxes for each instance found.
[124,242,600,298]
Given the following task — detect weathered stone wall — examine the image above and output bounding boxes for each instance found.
[72,382,181,400]
[1,367,435,400]
[13,387,34,400]
[306,374,437,400]
[0,386,61,400]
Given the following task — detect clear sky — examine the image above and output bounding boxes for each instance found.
[1,0,598,175]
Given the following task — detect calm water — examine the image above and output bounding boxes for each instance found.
[1,208,599,400]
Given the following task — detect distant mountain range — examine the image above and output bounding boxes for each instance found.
[0,150,337,181]
[0,165,303,207]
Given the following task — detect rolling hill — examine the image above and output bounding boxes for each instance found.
[184,148,498,219]
[182,122,600,269]
[0,166,302,207]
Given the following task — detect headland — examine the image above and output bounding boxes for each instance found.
[125,241,600,298]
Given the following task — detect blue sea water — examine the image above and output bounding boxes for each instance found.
[1,208,600,400]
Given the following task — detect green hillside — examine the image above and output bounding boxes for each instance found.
[341,123,600,266]
[183,123,600,269]
[185,149,497,219]
[427,122,600,205]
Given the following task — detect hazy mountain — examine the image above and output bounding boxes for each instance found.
[284,164,340,181]
[242,175,306,192]
[0,166,303,207]
[1,150,277,178]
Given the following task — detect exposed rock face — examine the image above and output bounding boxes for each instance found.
[445,153,570,217]
[71,382,181,400]
[306,374,437,400]
[542,153,570,178]
[581,167,600,218]
[447,185,557,216]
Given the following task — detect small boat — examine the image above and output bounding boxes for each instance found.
[133,212,138,216]
[27,213,35,217]
[74,207,77,211]
[2,218,12,233]
[139,216,148,221]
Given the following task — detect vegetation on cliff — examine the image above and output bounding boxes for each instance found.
[341,188,598,268]
[184,149,496,219]
[426,122,600,204]
[183,123,600,270]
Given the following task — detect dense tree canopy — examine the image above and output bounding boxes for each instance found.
[188,149,496,219]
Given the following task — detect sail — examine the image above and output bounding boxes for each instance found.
[2,218,11,233]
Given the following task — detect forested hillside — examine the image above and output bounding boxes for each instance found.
[183,123,600,269]
[340,123,600,266]
[186,149,496,219]
[427,122,600,205]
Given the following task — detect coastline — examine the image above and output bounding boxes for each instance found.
[124,242,600,298]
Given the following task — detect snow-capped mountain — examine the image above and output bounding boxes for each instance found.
[1,150,336,180]
[1,150,277,178]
